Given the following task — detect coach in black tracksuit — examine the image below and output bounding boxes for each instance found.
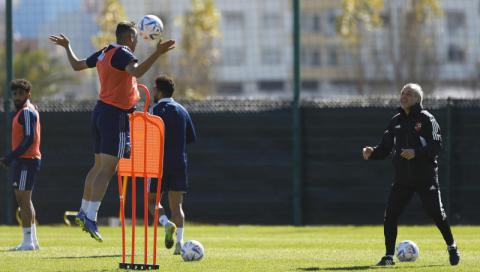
[362,83,460,266]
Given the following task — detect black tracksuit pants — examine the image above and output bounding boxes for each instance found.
[384,183,455,256]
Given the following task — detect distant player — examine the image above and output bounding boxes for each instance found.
[49,22,175,241]
[362,83,460,266]
[147,75,197,255]
[0,79,41,251]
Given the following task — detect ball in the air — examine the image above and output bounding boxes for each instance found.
[137,15,164,40]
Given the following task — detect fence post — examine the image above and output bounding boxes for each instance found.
[292,0,303,226]
[445,97,453,221]
[2,0,14,225]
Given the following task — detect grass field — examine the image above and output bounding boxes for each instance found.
[0,225,478,271]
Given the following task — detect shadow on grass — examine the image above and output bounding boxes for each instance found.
[53,270,116,272]
[298,264,447,271]
[297,267,372,271]
[44,254,121,259]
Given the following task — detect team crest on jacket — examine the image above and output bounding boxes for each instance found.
[415,122,422,132]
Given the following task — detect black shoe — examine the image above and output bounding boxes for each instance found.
[448,246,460,266]
[376,256,395,266]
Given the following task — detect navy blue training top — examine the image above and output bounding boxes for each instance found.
[152,98,196,173]
[86,44,137,70]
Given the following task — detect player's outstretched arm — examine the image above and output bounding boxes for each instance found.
[125,39,175,78]
[49,34,88,71]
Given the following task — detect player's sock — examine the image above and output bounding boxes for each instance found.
[86,201,101,221]
[159,215,169,226]
[176,228,184,243]
[81,199,89,212]
[448,242,457,249]
[31,224,39,245]
[22,227,33,245]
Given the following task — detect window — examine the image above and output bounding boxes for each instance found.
[312,50,321,66]
[300,13,310,32]
[300,13,321,33]
[222,11,245,54]
[221,47,245,66]
[340,50,354,66]
[327,47,338,66]
[446,11,465,33]
[312,14,321,32]
[301,80,319,92]
[224,12,244,30]
[263,12,282,29]
[301,48,321,67]
[261,47,282,65]
[447,44,465,63]
[325,9,338,36]
[217,82,243,95]
[258,81,284,92]
[380,13,390,28]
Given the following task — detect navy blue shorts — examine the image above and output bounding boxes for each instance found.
[148,169,188,193]
[91,101,133,158]
[11,158,41,191]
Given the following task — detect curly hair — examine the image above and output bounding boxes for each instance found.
[10,78,32,92]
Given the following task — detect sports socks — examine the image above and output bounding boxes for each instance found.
[31,223,39,245]
[176,228,183,242]
[86,201,101,221]
[81,199,89,212]
[22,227,33,245]
[159,215,169,226]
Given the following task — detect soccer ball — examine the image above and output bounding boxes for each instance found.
[396,240,419,262]
[181,240,204,262]
[137,15,164,40]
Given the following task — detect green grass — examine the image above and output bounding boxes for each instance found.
[0,225,478,271]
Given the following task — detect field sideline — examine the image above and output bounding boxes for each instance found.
[0,225,478,271]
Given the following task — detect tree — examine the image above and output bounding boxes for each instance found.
[175,0,221,98]
[338,0,442,94]
[338,0,384,38]
[91,0,127,48]
[0,47,77,100]
[338,0,384,95]
[391,0,442,92]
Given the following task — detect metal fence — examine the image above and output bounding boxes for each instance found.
[1,98,480,225]
[2,0,480,225]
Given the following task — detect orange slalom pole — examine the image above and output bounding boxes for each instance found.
[130,113,136,265]
[152,177,161,265]
[117,175,126,264]
[119,176,128,219]
[131,175,136,264]
[143,178,148,264]
[143,112,149,265]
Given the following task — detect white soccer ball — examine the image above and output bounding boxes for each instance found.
[396,240,419,262]
[137,15,164,40]
[181,240,204,262]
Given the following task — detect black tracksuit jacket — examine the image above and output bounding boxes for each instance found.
[370,103,442,188]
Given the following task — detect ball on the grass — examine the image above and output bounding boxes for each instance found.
[396,240,419,262]
[181,240,204,262]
